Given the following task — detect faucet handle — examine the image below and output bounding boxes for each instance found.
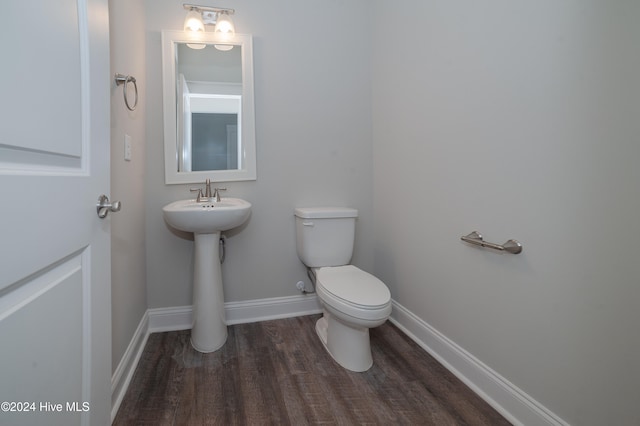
[190,187,204,202]
[213,187,227,202]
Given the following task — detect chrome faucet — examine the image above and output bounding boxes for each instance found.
[190,178,213,202]
[191,179,225,202]
[204,178,213,199]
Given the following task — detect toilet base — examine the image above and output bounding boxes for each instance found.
[315,312,373,372]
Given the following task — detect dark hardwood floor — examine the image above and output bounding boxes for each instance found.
[113,315,510,425]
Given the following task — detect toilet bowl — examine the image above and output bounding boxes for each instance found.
[294,207,392,372]
[313,265,391,372]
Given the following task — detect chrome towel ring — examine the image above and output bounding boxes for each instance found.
[114,73,138,111]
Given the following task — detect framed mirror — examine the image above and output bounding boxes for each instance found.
[162,30,256,184]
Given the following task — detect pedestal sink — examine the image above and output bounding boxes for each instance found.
[163,197,251,352]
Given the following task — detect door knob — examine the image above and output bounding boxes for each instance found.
[97,195,122,219]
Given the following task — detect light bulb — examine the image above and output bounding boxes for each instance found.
[213,11,235,51]
[184,9,206,50]
[184,9,204,33]
[214,12,235,37]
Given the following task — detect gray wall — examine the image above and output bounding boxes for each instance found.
[144,0,374,308]
[109,1,640,423]
[109,0,148,373]
[371,1,640,425]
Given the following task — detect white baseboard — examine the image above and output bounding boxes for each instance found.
[146,294,322,333]
[111,311,149,423]
[147,305,193,332]
[389,300,568,426]
[225,294,322,325]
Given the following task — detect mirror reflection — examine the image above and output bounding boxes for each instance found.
[162,31,256,184]
[176,44,242,172]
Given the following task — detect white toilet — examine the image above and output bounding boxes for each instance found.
[294,207,392,372]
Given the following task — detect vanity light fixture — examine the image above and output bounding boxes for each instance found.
[183,4,236,51]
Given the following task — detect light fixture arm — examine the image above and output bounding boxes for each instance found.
[182,4,235,15]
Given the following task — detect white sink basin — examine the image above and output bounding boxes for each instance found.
[162,196,252,353]
[163,198,251,234]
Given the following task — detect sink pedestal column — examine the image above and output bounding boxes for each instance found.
[191,232,227,352]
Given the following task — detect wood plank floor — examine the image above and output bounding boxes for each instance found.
[114,315,511,425]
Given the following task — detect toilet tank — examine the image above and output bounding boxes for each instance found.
[294,207,358,267]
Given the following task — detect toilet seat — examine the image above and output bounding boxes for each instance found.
[316,265,391,321]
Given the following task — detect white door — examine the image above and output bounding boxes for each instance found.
[0,1,111,425]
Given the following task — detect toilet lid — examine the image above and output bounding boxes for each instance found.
[316,265,390,309]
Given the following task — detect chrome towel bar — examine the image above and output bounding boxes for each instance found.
[461,231,522,254]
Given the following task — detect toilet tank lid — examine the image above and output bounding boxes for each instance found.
[294,207,358,219]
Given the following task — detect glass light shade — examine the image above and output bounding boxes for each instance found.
[214,12,235,37]
[214,44,233,52]
[184,9,204,33]
[213,12,235,51]
[184,9,206,50]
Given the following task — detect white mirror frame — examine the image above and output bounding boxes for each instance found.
[162,30,256,184]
